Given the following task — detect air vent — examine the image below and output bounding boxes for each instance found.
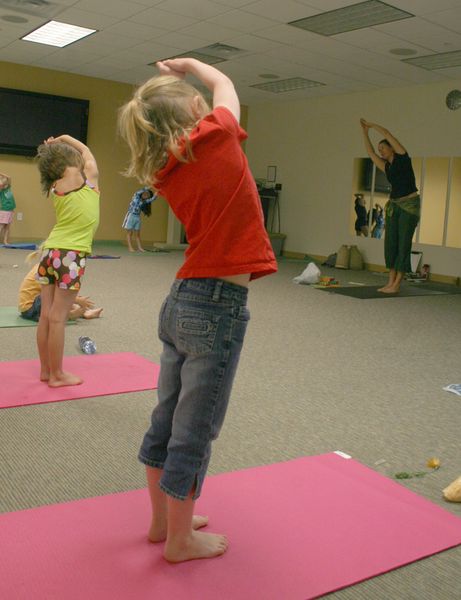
[289,0,413,36]
[150,51,225,66]
[0,0,59,18]
[250,77,325,93]
[403,50,461,70]
[199,43,245,59]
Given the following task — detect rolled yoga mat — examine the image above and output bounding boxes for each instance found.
[1,453,460,600]
[0,352,160,409]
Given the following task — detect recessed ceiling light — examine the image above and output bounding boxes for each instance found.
[289,0,413,36]
[390,48,417,56]
[1,15,29,23]
[250,77,325,93]
[21,20,96,47]
[403,50,461,70]
[258,73,280,79]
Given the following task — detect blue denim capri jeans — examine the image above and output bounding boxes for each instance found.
[139,278,250,501]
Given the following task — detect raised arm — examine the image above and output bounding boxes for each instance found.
[361,119,407,155]
[156,58,240,122]
[46,135,99,187]
[0,172,11,186]
[360,119,386,172]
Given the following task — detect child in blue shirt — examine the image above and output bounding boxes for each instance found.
[122,187,156,252]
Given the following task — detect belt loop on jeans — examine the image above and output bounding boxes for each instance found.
[212,279,224,302]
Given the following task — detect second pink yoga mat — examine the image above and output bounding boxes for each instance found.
[0,352,160,409]
[1,453,461,599]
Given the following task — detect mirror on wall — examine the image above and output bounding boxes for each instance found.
[350,156,461,249]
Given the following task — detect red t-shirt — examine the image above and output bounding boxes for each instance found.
[155,106,277,281]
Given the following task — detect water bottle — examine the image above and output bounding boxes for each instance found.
[78,336,96,354]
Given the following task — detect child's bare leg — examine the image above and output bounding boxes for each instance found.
[135,231,145,252]
[146,466,208,543]
[163,491,227,563]
[83,307,103,319]
[37,284,54,381]
[69,303,85,320]
[2,223,10,244]
[127,231,135,252]
[47,288,82,387]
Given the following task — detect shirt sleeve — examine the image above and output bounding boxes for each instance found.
[208,106,248,142]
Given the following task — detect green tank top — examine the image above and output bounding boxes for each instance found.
[44,183,100,254]
[0,186,16,211]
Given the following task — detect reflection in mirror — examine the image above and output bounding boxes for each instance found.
[351,158,389,238]
[352,157,424,241]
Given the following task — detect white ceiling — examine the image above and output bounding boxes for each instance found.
[1,0,461,103]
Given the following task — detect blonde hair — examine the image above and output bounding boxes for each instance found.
[118,75,209,186]
[36,142,84,195]
[26,242,44,265]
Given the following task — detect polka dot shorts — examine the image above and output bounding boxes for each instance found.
[37,248,87,290]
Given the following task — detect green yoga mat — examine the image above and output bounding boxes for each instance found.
[0,307,76,328]
[315,284,461,299]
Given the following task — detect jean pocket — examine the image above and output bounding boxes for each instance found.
[176,307,220,356]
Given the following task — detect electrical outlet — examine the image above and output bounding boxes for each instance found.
[17,212,23,221]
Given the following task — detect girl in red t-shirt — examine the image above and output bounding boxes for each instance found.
[119,59,276,563]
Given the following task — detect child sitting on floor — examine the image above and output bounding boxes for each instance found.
[18,264,103,322]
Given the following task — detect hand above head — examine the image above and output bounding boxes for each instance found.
[156,60,187,79]
[360,118,372,130]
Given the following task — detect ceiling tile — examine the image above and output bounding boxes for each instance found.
[243,0,318,23]
[71,0,148,20]
[153,31,212,50]
[155,0,230,19]
[387,1,461,17]
[52,7,120,29]
[178,20,243,41]
[423,7,461,33]
[128,7,196,29]
[0,39,56,61]
[103,21,168,41]
[221,33,284,52]
[206,8,277,33]
[374,16,461,52]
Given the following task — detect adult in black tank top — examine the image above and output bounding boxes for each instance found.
[360,119,420,293]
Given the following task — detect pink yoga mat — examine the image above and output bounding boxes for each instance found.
[1,453,461,600]
[0,352,159,409]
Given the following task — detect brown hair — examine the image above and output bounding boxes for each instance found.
[118,75,209,186]
[36,142,84,195]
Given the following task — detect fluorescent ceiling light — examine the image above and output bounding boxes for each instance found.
[250,77,325,93]
[403,50,461,70]
[289,0,413,36]
[22,20,96,47]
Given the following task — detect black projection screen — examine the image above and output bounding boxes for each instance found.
[0,87,89,157]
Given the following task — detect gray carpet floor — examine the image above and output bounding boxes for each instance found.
[1,244,460,599]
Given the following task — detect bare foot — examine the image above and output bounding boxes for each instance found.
[380,286,400,294]
[83,307,103,319]
[40,370,50,382]
[137,248,146,253]
[378,285,391,292]
[48,371,83,388]
[149,515,209,543]
[164,529,228,563]
[128,248,135,252]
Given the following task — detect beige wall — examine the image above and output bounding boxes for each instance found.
[245,80,461,278]
[0,61,168,245]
